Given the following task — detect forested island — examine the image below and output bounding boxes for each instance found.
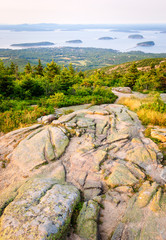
[98,37,114,40]
[128,34,144,39]
[66,40,83,44]
[137,41,155,47]
[11,42,55,47]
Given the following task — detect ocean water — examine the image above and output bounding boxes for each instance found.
[0,29,166,53]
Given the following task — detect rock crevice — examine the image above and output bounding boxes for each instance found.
[0,104,165,240]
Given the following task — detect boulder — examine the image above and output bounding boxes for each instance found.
[112,181,166,240]
[106,161,141,187]
[8,126,69,172]
[112,87,132,93]
[76,198,101,240]
[0,124,43,161]
[37,114,58,124]
[151,127,166,143]
[0,176,80,240]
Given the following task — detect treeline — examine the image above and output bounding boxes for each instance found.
[0,59,117,112]
[0,59,118,132]
[103,61,166,92]
[1,59,166,101]
[0,58,165,133]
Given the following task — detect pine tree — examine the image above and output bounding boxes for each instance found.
[34,59,44,76]
[44,60,61,80]
[24,62,32,74]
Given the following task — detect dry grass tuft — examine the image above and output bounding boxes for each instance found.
[117,96,142,111]
[117,96,166,126]
[137,109,166,126]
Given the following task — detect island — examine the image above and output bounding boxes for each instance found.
[11,42,55,47]
[98,37,114,40]
[66,40,83,44]
[137,41,155,47]
[128,34,144,39]
[111,30,138,33]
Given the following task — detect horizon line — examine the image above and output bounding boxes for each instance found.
[0,22,166,25]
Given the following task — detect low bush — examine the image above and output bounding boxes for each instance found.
[0,106,54,133]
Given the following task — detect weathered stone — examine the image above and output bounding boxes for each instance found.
[76,200,100,240]
[54,112,76,124]
[151,127,166,143]
[160,167,166,181]
[99,191,129,240]
[112,87,132,93]
[106,162,139,187]
[87,105,110,115]
[160,93,166,103]
[8,128,52,171]
[37,114,58,124]
[125,161,145,179]
[0,177,80,240]
[0,103,165,240]
[83,173,103,200]
[0,182,25,216]
[49,126,69,158]
[8,126,69,171]
[114,186,133,193]
[0,124,43,161]
[84,188,102,201]
[136,181,159,208]
[107,132,130,144]
[112,182,166,240]
[111,222,125,240]
[92,149,107,171]
[76,116,95,129]
[40,161,66,183]
[126,144,157,169]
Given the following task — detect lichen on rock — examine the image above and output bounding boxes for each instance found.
[0,176,80,240]
[0,103,165,240]
[76,198,101,240]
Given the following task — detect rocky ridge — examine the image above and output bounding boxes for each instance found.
[0,103,166,240]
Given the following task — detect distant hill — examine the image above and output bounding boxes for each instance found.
[1,47,166,72]
[86,57,166,75]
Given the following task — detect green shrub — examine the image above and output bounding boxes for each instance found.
[0,106,54,133]
[140,93,166,113]
[70,85,92,96]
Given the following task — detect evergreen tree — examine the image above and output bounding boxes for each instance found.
[69,63,75,76]
[10,62,16,75]
[44,60,61,80]
[24,62,32,74]
[123,63,139,88]
[34,59,44,76]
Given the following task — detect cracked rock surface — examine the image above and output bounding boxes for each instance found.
[0,104,165,240]
[0,176,80,240]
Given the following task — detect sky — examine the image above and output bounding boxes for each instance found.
[0,0,166,25]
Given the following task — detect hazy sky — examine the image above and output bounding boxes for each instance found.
[0,0,166,24]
